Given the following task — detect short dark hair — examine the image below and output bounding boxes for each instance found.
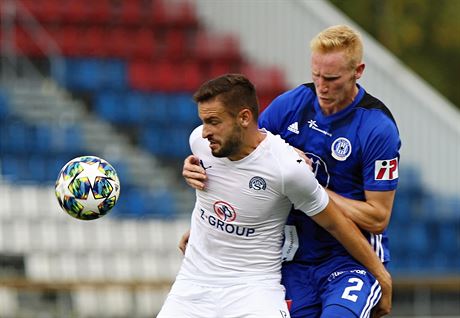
[193,74,259,120]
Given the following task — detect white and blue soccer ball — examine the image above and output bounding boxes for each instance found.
[55,156,121,220]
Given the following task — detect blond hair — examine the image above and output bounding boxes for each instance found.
[310,25,363,69]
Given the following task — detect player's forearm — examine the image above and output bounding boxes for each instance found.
[311,201,391,287]
[326,189,389,234]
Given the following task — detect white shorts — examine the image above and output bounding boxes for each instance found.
[157,279,290,318]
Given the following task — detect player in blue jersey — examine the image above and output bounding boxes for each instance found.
[181,25,399,318]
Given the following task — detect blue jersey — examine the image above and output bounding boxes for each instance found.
[259,83,401,263]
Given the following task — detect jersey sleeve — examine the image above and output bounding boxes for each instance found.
[281,146,329,217]
[361,112,401,191]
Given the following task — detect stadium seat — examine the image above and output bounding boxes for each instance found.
[170,93,199,124]
[62,0,92,24]
[118,0,144,26]
[100,59,128,90]
[80,26,108,57]
[163,29,187,59]
[106,27,134,59]
[57,26,83,57]
[131,28,157,59]
[128,60,155,91]
[144,92,170,124]
[193,31,241,64]
[89,0,112,24]
[13,26,43,57]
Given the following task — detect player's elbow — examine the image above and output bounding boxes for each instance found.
[365,215,390,234]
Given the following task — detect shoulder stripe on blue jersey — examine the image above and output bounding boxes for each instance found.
[360,280,382,318]
[358,92,397,125]
[302,82,317,95]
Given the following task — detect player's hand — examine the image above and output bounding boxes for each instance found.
[371,270,392,317]
[178,229,191,254]
[293,147,313,171]
[182,155,207,190]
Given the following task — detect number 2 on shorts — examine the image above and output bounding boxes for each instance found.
[341,277,363,302]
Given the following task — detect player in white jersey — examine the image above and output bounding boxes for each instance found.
[157,74,391,318]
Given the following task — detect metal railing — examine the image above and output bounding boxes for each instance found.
[0,0,65,83]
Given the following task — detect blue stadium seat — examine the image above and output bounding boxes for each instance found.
[169,94,199,125]
[145,93,169,124]
[124,92,148,124]
[1,122,30,154]
[95,91,126,123]
[100,59,127,90]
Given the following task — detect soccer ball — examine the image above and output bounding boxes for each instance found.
[55,156,121,220]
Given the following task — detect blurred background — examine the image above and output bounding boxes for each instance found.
[0,0,458,317]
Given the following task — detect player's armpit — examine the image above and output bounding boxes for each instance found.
[178,229,190,254]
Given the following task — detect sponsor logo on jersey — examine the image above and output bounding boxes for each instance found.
[287,122,299,134]
[327,269,367,281]
[281,225,299,262]
[200,208,256,237]
[331,137,352,161]
[199,159,212,170]
[249,176,267,190]
[307,119,332,136]
[214,201,236,222]
[375,158,398,180]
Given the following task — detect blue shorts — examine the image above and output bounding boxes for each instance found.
[281,255,382,318]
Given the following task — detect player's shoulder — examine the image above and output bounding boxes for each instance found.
[265,132,306,166]
[268,83,316,110]
[356,91,397,126]
[189,125,210,155]
[190,125,203,142]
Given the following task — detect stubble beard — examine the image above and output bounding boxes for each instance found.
[211,124,242,158]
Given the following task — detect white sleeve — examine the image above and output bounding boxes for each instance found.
[282,150,329,217]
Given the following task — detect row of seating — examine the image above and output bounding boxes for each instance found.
[13,25,240,63]
[94,90,198,125]
[15,0,198,28]
[56,58,285,110]
[0,282,169,317]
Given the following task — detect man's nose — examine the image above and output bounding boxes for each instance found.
[202,125,211,138]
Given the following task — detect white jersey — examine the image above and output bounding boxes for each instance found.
[177,126,329,285]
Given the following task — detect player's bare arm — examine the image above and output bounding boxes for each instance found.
[178,229,190,254]
[182,155,207,190]
[311,198,392,317]
[326,189,395,234]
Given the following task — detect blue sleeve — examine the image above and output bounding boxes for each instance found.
[361,112,401,191]
[258,85,313,134]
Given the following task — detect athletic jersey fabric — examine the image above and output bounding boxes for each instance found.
[176,125,329,285]
[259,83,401,263]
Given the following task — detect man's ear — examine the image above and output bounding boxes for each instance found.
[355,63,365,80]
[238,108,252,127]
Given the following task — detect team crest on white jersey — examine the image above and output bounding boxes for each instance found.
[249,176,267,190]
[213,201,236,222]
[375,158,398,180]
[331,137,352,161]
